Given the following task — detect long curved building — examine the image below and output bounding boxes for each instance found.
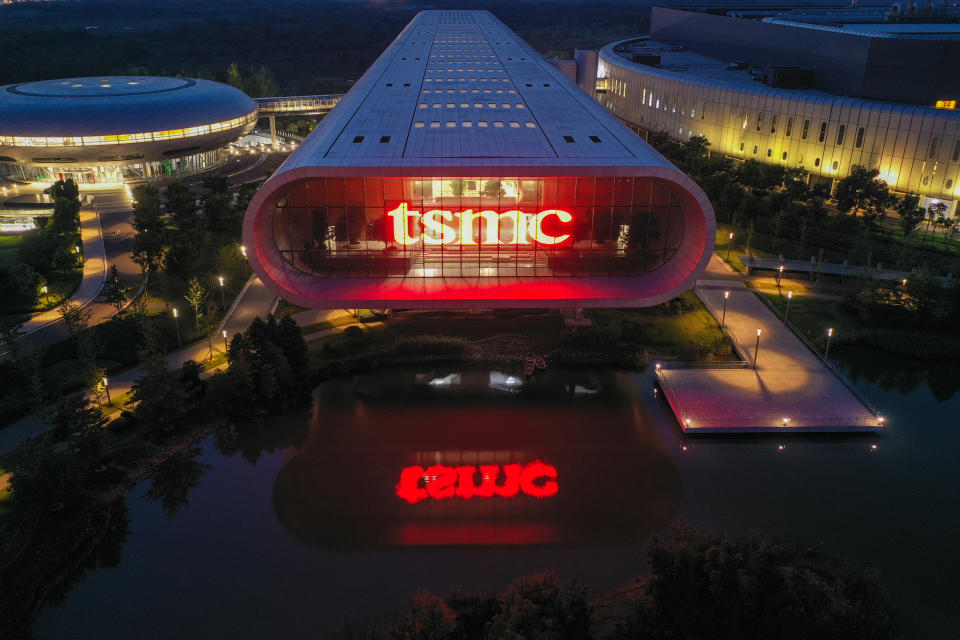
[243,10,715,310]
[589,8,960,216]
[0,76,257,184]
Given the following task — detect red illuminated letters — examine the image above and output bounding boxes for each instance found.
[395,461,559,504]
[387,203,572,246]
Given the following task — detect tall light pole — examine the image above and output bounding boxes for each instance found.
[726,232,734,262]
[753,328,762,369]
[172,307,182,347]
[222,330,229,354]
[218,276,226,308]
[785,290,792,320]
[825,327,834,361]
[777,265,784,288]
[41,285,49,307]
[240,245,250,277]
[103,377,111,405]
[721,290,730,328]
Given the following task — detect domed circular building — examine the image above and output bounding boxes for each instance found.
[0,76,257,184]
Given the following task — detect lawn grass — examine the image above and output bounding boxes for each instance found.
[758,291,855,346]
[716,224,778,273]
[591,290,732,359]
[0,234,24,269]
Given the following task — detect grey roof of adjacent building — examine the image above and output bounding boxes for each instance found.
[276,10,677,172]
[0,76,257,137]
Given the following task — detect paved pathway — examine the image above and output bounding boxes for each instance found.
[656,255,882,433]
[18,207,107,337]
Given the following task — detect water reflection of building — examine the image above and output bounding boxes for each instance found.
[244,10,715,310]
[272,369,680,548]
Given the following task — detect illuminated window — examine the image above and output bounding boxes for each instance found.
[801,119,810,140]
[832,160,839,170]
[818,122,827,142]
[855,127,865,148]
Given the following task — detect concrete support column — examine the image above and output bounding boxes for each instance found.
[269,115,278,148]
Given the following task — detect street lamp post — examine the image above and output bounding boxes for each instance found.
[41,285,49,307]
[777,265,784,288]
[753,328,762,369]
[218,276,226,308]
[721,290,730,328]
[825,327,834,361]
[726,232,734,262]
[222,330,229,354]
[240,245,250,277]
[172,307,182,348]
[785,290,793,321]
[103,377,111,405]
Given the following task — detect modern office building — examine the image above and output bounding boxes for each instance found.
[0,76,257,184]
[586,7,960,216]
[243,10,715,310]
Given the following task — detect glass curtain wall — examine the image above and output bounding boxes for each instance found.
[272,177,685,278]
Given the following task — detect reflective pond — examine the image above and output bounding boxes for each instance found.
[32,352,960,639]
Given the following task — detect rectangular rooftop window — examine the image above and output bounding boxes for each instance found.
[352,136,364,143]
[589,135,601,143]
[380,136,391,143]
[563,135,575,143]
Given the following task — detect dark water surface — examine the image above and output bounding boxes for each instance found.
[32,353,960,639]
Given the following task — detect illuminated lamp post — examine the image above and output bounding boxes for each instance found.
[777,265,784,288]
[753,328,762,369]
[825,327,834,361]
[726,232,734,262]
[172,307,182,348]
[218,276,226,308]
[721,290,730,328]
[901,278,908,287]
[41,285,49,307]
[785,290,793,321]
[103,377,111,405]
[240,245,250,277]
[222,330,229,354]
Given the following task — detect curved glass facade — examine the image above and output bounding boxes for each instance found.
[0,148,230,184]
[269,176,685,279]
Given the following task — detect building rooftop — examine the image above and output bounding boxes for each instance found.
[0,76,256,137]
[277,10,676,171]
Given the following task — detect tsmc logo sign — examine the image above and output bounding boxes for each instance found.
[395,461,559,504]
[387,203,572,246]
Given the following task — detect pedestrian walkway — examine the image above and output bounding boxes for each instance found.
[656,255,883,433]
[18,208,107,336]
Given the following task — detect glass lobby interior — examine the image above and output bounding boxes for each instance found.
[270,177,686,279]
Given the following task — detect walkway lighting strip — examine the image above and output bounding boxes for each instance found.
[0,112,257,148]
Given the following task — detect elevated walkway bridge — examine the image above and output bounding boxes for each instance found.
[254,94,344,147]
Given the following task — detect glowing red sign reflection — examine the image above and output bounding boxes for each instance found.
[395,461,559,504]
[387,203,572,246]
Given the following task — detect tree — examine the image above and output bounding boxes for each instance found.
[164,181,199,231]
[226,62,243,89]
[390,591,457,640]
[641,523,896,640]
[50,243,76,277]
[11,262,44,305]
[105,265,127,315]
[131,184,166,277]
[184,277,208,330]
[833,166,891,221]
[896,194,925,238]
[58,301,92,337]
[484,572,591,640]
[127,351,188,430]
[49,177,80,202]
